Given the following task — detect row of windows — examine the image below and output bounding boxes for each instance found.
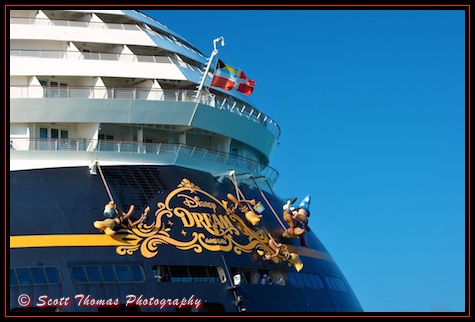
[154,265,222,283]
[71,265,145,283]
[156,266,347,292]
[10,267,61,285]
[10,265,348,292]
[39,127,69,139]
[288,272,325,289]
[10,265,144,285]
[325,275,349,293]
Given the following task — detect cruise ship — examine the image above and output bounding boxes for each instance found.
[9,9,364,314]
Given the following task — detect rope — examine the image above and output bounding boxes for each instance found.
[95,161,114,203]
[250,177,287,230]
[262,179,310,247]
[230,171,252,209]
[264,179,285,210]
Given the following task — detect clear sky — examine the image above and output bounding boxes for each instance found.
[143,6,467,313]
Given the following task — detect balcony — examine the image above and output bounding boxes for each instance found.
[10,84,280,138]
[9,138,279,183]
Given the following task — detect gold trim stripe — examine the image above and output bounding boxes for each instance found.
[287,245,334,263]
[9,234,334,262]
[10,235,131,248]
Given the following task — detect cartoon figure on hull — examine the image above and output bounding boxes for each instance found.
[226,192,263,226]
[258,234,304,272]
[93,201,150,235]
[281,195,311,246]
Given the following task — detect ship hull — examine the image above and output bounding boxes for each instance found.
[10,165,363,313]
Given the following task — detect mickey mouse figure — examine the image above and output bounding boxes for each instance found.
[281,195,311,240]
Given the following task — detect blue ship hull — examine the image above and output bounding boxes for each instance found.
[9,165,363,313]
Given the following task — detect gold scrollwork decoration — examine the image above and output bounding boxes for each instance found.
[112,178,279,261]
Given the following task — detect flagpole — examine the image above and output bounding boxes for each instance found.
[188,36,225,126]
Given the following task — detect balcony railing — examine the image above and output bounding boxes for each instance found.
[10,85,281,138]
[10,49,202,72]
[10,14,206,60]
[9,138,279,182]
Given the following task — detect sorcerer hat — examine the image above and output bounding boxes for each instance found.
[298,195,311,217]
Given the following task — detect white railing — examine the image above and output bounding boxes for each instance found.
[10,85,281,138]
[10,15,206,60]
[9,138,279,182]
[10,16,143,30]
[10,49,202,73]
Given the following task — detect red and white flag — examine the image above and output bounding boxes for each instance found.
[210,59,256,96]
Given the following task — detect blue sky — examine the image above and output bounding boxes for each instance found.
[143,7,466,313]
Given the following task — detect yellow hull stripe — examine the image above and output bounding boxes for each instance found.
[10,234,132,248]
[9,234,334,262]
[287,245,334,262]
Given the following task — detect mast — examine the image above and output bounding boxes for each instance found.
[188,36,225,125]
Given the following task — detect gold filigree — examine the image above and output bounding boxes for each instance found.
[112,178,278,261]
[177,178,200,191]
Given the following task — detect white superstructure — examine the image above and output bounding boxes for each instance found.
[9,9,280,186]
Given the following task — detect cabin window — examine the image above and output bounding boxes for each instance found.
[115,265,132,282]
[39,127,48,138]
[190,266,209,283]
[324,276,349,293]
[15,268,33,285]
[100,266,117,282]
[308,274,324,289]
[269,270,285,286]
[153,265,221,283]
[288,271,299,286]
[45,267,61,284]
[129,266,144,281]
[48,81,68,98]
[39,127,69,139]
[169,266,190,282]
[301,273,313,288]
[99,133,114,140]
[70,265,145,283]
[10,269,18,285]
[231,267,256,284]
[30,267,48,284]
[51,128,59,138]
[71,266,88,283]
[290,272,305,287]
[288,272,325,290]
[85,266,102,283]
[10,266,61,286]
[207,266,220,283]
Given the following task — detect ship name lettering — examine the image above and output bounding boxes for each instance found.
[205,238,227,245]
[174,208,233,233]
[178,194,217,213]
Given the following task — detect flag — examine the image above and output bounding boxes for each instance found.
[210,59,256,96]
[210,59,238,90]
[236,70,256,96]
